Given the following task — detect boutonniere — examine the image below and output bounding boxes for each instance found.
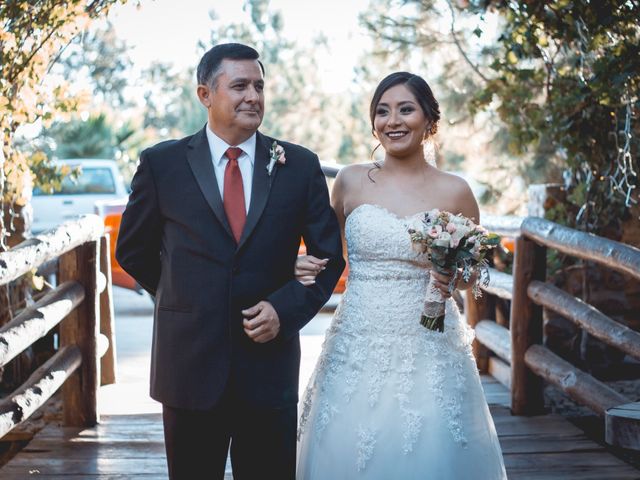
[267,141,286,176]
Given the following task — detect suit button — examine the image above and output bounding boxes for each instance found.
[232,266,239,274]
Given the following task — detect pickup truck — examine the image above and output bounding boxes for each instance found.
[32,159,128,234]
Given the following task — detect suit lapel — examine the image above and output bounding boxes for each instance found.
[237,131,275,250]
[186,127,234,239]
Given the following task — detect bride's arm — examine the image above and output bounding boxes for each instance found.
[330,168,348,261]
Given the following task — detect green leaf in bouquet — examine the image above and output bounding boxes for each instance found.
[484,233,501,246]
[455,250,475,261]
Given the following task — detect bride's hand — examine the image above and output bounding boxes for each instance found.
[295,255,328,286]
[430,269,458,298]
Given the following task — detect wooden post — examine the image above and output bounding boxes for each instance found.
[606,401,640,450]
[465,293,492,372]
[59,240,100,427]
[99,234,117,386]
[510,236,546,415]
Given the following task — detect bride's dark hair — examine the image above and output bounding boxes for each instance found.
[368,72,441,181]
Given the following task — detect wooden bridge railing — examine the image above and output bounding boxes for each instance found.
[0,215,117,438]
[467,216,640,450]
[465,215,520,379]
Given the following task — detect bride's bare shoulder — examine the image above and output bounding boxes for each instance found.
[431,169,480,220]
[431,169,471,193]
[336,163,377,187]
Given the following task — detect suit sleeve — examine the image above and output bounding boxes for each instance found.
[267,155,345,340]
[115,150,162,296]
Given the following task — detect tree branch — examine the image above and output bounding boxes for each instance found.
[445,0,490,83]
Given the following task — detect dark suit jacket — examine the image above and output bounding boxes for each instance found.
[115,127,344,410]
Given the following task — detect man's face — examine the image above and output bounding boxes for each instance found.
[198,59,265,144]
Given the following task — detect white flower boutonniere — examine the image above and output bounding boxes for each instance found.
[267,141,286,176]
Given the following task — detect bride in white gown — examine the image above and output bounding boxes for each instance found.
[295,72,507,479]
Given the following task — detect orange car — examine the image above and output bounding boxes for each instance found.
[95,199,139,292]
[95,162,348,295]
[500,237,515,253]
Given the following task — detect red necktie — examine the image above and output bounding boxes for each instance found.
[223,147,246,243]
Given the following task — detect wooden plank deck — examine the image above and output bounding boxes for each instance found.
[3,376,638,479]
[483,376,640,479]
[2,289,639,479]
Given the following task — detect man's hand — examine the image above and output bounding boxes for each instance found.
[242,301,281,343]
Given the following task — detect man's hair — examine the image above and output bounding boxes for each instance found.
[196,43,265,88]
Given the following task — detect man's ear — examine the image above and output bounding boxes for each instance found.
[197,85,211,108]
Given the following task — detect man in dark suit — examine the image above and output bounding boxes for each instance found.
[116,43,344,480]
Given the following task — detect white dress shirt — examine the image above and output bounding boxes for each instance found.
[205,124,255,214]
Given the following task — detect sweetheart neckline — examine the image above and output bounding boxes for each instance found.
[346,203,429,224]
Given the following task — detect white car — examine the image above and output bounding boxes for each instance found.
[32,159,128,234]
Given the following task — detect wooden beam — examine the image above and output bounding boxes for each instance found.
[35,258,58,277]
[525,344,629,416]
[0,215,103,286]
[0,345,82,438]
[59,240,101,427]
[606,401,640,450]
[481,214,524,237]
[482,268,513,300]
[528,280,640,361]
[99,234,117,386]
[476,320,511,363]
[0,281,84,367]
[510,236,546,415]
[488,357,511,390]
[521,217,640,281]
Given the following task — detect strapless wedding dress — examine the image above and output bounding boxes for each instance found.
[297,204,507,479]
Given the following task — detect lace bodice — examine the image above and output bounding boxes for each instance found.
[346,203,431,282]
[337,204,473,343]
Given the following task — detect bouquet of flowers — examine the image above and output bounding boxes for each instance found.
[408,209,500,332]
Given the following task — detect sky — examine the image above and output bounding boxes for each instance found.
[107,0,372,91]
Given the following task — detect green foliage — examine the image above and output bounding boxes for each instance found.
[59,22,133,108]
[32,15,154,183]
[196,0,373,162]
[468,0,639,235]
[45,114,115,159]
[141,63,207,138]
[29,151,80,195]
[362,0,639,233]
[0,0,130,244]
[361,0,530,199]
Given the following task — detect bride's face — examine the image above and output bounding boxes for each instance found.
[373,84,429,158]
